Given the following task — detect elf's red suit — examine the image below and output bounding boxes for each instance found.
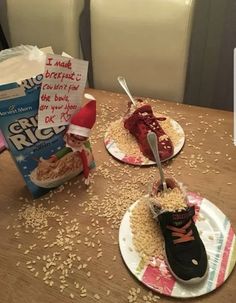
[64,98,96,184]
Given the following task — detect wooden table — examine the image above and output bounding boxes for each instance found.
[0,89,235,303]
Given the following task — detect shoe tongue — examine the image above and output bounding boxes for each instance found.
[134,104,153,115]
[168,207,195,227]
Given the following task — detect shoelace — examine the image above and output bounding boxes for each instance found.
[167,220,194,244]
[142,113,166,132]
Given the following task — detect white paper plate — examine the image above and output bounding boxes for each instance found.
[119,192,236,298]
[104,117,185,165]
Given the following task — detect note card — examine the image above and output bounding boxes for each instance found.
[38,54,88,129]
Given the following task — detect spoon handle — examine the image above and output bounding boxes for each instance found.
[147,132,167,192]
[117,76,137,107]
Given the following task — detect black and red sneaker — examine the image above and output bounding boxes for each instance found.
[124,104,174,161]
[157,206,208,284]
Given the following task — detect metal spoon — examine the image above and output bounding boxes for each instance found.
[117,76,137,107]
[147,131,167,193]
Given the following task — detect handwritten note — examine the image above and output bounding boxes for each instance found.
[38,54,88,129]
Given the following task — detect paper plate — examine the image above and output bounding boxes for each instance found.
[119,192,236,298]
[104,117,185,165]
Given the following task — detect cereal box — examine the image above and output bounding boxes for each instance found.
[0,47,94,198]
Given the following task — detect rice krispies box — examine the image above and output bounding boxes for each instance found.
[0,69,94,198]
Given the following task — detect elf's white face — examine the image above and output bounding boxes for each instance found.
[64,133,87,149]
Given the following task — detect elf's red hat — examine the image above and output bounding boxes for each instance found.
[68,99,96,137]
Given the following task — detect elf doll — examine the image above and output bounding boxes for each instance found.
[65,99,96,185]
[45,98,96,185]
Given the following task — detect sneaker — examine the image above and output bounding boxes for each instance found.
[124,104,173,161]
[148,177,208,284]
[158,206,208,284]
